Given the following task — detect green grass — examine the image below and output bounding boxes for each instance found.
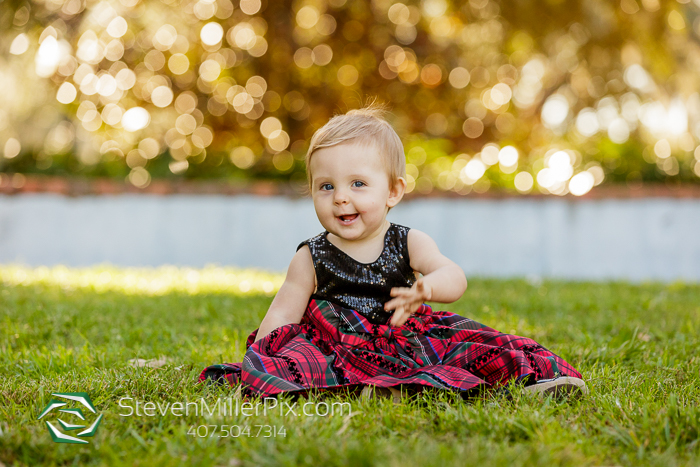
[1,265,699,466]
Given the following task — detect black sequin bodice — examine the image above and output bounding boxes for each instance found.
[297,223,415,324]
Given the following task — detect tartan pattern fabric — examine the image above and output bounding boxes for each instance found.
[199,299,582,397]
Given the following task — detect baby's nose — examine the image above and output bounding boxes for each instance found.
[333,190,349,204]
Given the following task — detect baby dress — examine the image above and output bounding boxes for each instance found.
[200,223,582,397]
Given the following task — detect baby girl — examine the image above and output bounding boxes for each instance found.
[201,103,586,400]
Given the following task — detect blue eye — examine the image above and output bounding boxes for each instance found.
[320,183,333,191]
[352,180,366,188]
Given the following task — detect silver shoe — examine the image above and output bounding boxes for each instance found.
[523,376,589,398]
[360,385,402,403]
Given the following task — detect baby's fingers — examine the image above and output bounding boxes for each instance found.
[390,306,408,327]
[390,287,412,297]
[384,296,408,311]
[410,300,427,315]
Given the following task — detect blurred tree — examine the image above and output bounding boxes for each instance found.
[1,0,700,195]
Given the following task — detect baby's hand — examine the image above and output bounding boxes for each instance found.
[384,278,433,327]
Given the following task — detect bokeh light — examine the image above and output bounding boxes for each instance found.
[514,172,534,193]
[56,83,77,104]
[122,107,150,132]
[541,95,570,129]
[10,34,30,55]
[201,22,224,46]
[569,172,595,196]
[337,65,359,86]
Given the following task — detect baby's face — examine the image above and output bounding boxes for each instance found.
[309,142,401,242]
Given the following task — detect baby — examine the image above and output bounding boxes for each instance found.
[201,103,586,400]
[255,106,467,340]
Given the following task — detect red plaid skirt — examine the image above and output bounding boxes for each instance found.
[199,299,582,397]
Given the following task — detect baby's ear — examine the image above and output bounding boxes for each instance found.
[387,177,407,208]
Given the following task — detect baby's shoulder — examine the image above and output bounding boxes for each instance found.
[284,244,316,287]
[405,228,439,252]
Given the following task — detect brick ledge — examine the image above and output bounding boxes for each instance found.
[1,174,700,199]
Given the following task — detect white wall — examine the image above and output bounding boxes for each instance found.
[1,194,698,281]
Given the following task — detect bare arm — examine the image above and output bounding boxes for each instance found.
[384,229,467,326]
[254,246,316,342]
[406,229,467,302]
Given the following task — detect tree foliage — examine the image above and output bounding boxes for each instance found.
[1,0,700,195]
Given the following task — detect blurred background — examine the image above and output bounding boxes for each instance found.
[1,0,699,280]
[4,0,700,194]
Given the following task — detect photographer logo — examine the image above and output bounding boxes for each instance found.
[37,392,103,444]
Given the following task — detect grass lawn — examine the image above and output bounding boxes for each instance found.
[1,265,699,466]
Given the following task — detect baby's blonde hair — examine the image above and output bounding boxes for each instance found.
[305,101,406,188]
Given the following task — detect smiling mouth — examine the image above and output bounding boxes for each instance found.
[337,213,359,223]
